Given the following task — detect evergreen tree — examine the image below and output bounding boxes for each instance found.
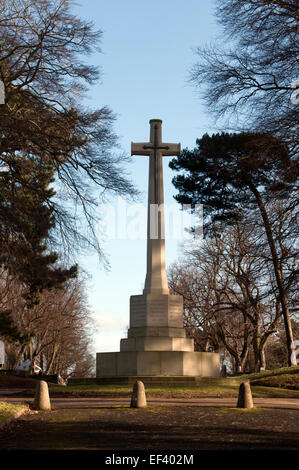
[0,154,77,341]
[0,0,136,259]
[0,309,32,345]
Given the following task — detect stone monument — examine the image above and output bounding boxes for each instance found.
[96,119,219,378]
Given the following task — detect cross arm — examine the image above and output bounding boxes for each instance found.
[131,142,152,156]
[160,143,181,157]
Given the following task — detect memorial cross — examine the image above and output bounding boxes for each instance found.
[131,119,181,295]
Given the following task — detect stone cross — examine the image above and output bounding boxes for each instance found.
[96,120,220,378]
[131,119,181,295]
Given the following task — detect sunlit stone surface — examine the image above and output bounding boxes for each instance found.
[96,119,220,378]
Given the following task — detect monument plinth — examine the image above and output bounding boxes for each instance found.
[96,119,219,378]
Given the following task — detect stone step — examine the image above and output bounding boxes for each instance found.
[120,336,194,352]
[69,376,239,386]
[96,351,220,377]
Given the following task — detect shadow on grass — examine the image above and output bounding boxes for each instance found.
[0,406,298,451]
[0,420,298,450]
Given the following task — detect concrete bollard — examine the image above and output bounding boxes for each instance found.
[130,380,147,408]
[237,381,254,409]
[34,380,51,411]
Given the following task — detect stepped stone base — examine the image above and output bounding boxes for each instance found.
[120,336,194,352]
[130,294,184,329]
[97,292,220,378]
[120,293,194,352]
[96,351,220,377]
[128,327,186,338]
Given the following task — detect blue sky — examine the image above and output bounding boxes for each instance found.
[73,0,221,354]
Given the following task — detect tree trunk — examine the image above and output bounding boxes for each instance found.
[40,354,44,371]
[45,343,59,374]
[260,348,266,371]
[249,184,296,366]
[254,347,266,372]
[252,317,263,371]
[234,357,242,374]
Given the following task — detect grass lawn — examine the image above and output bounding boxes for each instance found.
[0,405,298,450]
[0,401,28,426]
[0,367,298,451]
[241,365,299,382]
[1,366,298,399]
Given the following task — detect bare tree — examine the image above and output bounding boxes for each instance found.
[169,230,255,373]
[0,268,96,377]
[0,0,137,262]
[190,0,298,152]
[169,208,298,372]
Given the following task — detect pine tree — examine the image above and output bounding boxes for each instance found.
[0,154,77,341]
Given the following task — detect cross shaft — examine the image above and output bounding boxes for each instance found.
[131,119,181,295]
